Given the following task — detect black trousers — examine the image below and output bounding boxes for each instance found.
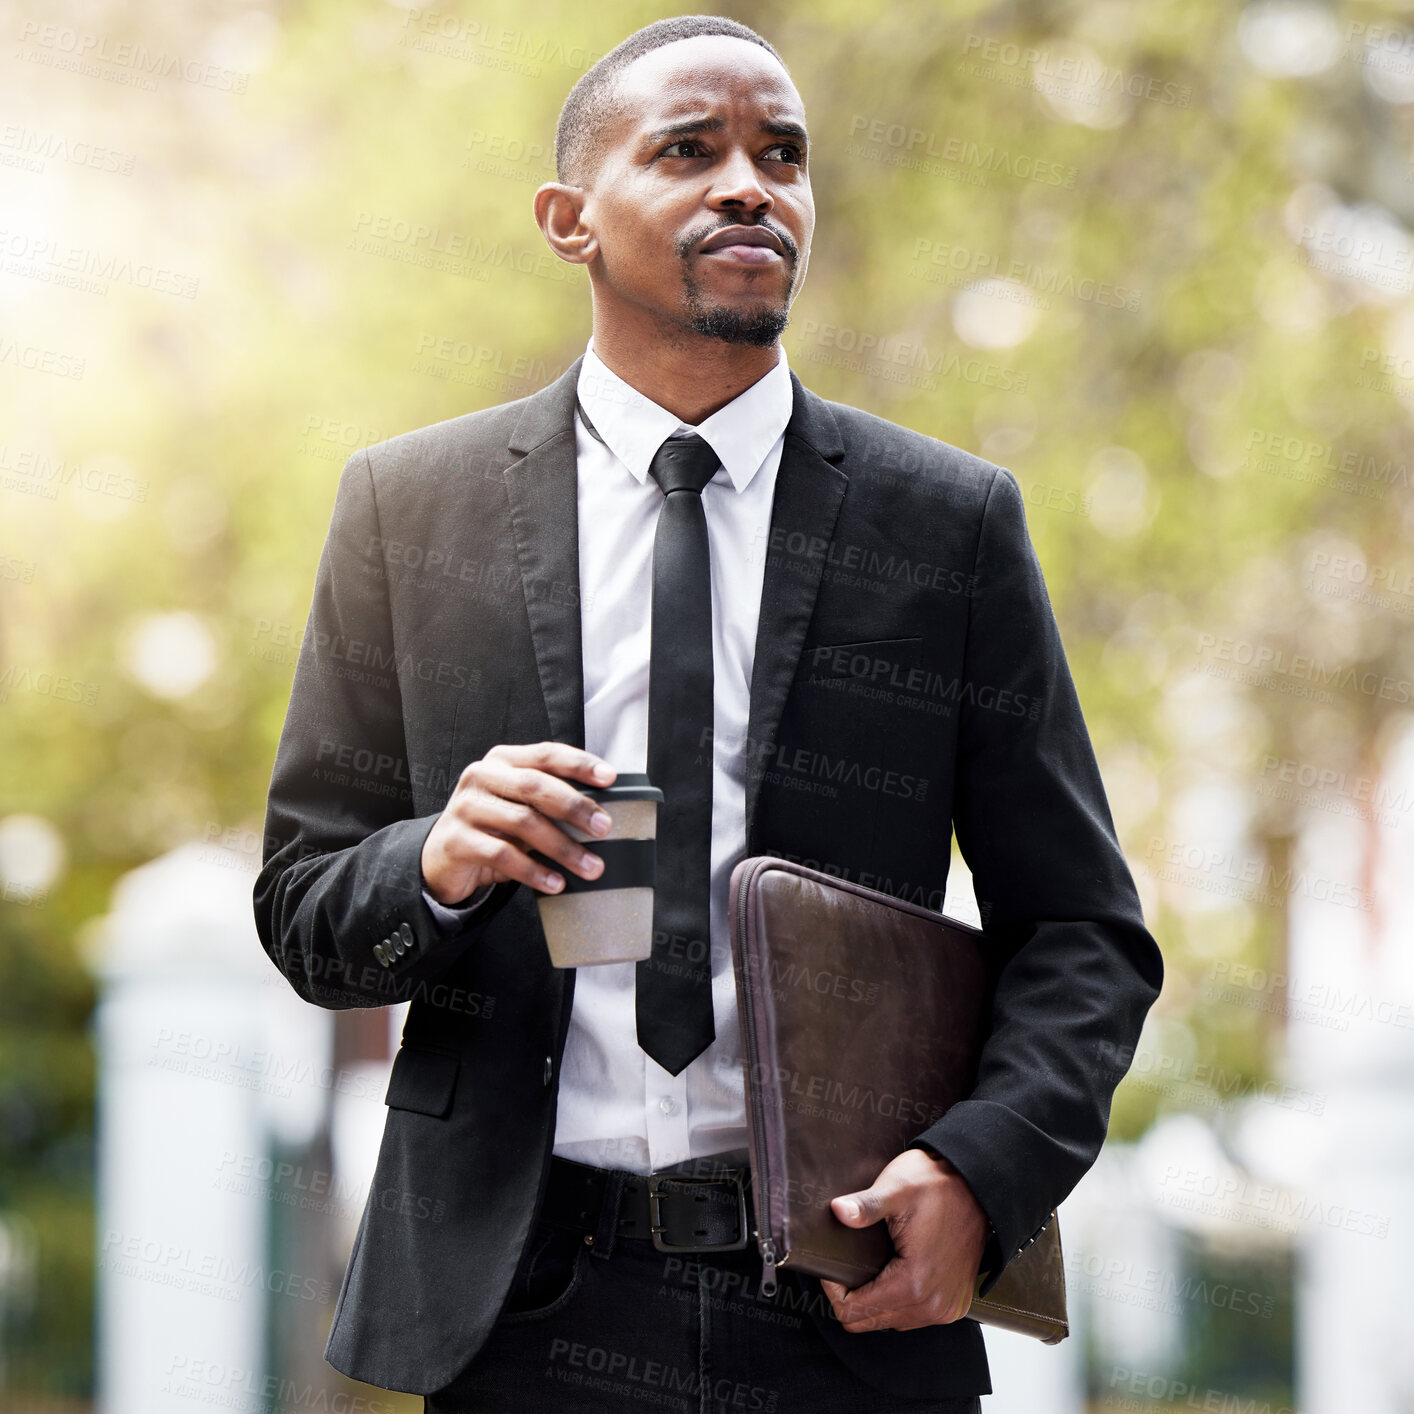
[425,1166,983,1414]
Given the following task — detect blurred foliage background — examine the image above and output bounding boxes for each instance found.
[2,0,1413,1402]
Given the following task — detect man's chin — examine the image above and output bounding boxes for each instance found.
[685,302,790,348]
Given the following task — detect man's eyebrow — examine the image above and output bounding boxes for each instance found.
[764,119,809,147]
[640,115,810,149]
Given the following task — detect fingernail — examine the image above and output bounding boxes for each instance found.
[593,763,614,781]
[840,1200,859,1220]
[590,810,612,835]
[543,874,564,892]
[581,853,602,875]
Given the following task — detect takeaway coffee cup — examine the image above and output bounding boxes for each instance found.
[533,772,663,968]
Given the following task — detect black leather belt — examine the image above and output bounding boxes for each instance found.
[542,1154,752,1253]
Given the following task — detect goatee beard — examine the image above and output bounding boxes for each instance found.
[684,302,791,347]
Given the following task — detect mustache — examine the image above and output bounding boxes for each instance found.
[677,218,798,264]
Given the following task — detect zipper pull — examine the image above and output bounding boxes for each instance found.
[759,1238,778,1297]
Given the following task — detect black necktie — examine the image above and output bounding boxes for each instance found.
[637,433,719,1075]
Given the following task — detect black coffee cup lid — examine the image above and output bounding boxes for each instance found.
[570,771,663,803]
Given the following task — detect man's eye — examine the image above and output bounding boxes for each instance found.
[660,140,803,165]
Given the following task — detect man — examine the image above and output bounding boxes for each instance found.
[254,14,1163,1412]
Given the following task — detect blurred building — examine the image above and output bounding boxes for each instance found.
[87,842,403,1414]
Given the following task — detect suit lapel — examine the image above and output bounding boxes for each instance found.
[499,356,850,852]
[503,356,587,749]
[743,371,848,854]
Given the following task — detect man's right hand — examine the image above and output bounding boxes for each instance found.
[420,743,618,906]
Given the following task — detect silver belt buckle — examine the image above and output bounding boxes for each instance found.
[647,1172,750,1252]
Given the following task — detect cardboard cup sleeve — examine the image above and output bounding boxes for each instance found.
[532,773,663,968]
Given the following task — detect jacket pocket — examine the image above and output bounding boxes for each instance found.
[801,636,924,680]
[384,1044,460,1118]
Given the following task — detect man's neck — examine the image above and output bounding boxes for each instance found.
[589,321,782,426]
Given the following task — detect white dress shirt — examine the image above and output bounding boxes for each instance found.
[423,337,794,1175]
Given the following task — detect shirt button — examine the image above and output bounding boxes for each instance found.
[658,1096,676,1115]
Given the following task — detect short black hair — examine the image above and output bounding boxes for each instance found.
[555,16,787,187]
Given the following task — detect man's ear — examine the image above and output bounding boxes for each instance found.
[534,183,596,265]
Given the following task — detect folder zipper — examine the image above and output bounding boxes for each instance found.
[735,856,782,1300]
[758,1238,778,1296]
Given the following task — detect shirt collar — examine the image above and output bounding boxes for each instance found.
[576,338,793,493]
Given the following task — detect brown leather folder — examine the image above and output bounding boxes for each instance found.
[728,855,1069,1344]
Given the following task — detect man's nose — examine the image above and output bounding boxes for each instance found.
[706,147,772,212]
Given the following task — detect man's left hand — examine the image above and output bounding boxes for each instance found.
[820,1148,990,1333]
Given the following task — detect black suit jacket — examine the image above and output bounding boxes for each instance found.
[253,354,1162,1399]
